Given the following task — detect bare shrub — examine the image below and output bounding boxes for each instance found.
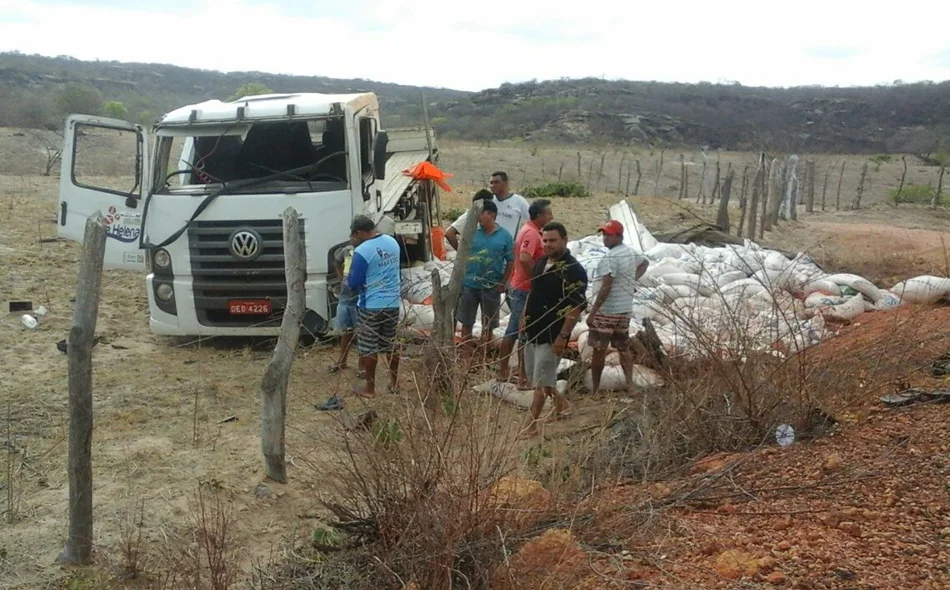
[187,484,238,590]
[115,499,147,580]
[572,252,888,484]
[305,365,531,590]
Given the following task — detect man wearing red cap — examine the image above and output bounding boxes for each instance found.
[587,220,649,396]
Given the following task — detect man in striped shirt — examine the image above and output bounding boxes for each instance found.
[587,220,649,396]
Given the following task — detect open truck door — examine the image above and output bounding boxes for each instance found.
[58,115,148,270]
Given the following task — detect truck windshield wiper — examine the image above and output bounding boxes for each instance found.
[139,160,326,250]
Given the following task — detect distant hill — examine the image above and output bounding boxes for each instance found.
[2,52,949,155]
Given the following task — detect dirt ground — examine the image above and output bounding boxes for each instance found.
[2,129,950,588]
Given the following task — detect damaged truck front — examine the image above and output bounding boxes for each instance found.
[57,92,442,337]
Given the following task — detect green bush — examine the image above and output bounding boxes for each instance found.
[443,207,465,221]
[889,183,938,205]
[522,181,590,199]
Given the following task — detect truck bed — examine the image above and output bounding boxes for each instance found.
[380,127,437,213]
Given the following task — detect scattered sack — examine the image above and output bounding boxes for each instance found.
[582,365,665,391]
[890,275,950,305]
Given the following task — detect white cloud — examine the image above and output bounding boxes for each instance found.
[1,0,949,91]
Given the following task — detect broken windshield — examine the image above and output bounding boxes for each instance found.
[153,117,349,194]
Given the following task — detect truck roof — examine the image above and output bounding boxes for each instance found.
[158,92,378,126]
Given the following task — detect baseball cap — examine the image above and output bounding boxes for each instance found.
[598,220,624,236]
[350,214,375,233]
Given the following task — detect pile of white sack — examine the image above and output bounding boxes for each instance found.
[395,199,950,393]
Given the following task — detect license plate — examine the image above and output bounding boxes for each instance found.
[227,299,272,315]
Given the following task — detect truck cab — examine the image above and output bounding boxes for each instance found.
[58,92,441,337]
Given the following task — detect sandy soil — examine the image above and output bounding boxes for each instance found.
[2,132,950,587]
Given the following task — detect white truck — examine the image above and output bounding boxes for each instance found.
[57,92,442,336]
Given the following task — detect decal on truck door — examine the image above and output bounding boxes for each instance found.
[103,205,142,243]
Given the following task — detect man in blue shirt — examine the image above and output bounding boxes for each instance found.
[456,199,514,362]
[345,214,403,398]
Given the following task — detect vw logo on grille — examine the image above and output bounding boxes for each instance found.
[228,228,262,261]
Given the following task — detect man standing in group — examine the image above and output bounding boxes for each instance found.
[456,199,514,365]
[326,239,360,376]
[445,171,529,250]
[346,215,403,398]
[496,198,553,389]
[587,220,649,396]
[519,221,588,439]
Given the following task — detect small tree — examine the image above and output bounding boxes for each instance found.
[28,130,64,176]
[869,153,892,172]
[229,83,273,101]
[103,101,128,120]
[54,84,104,119]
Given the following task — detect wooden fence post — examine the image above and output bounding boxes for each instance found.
[764,157,782,232]
[59,212,107,565]
[653,149,664,196]
[933,166,946,209]
[852,162,868,210]
[895,156,908,202]
[746,153,765,239]
[425,200,481,408]
[835,161,847,211]
[821,162,832,211]
[678,155,687,200]
[711,159,722,203]
[616,152,626,194]
[259,207,305,484]
[696,157,707,204]
[784,156,800,221]
[716,168,735,232]
[736,165,750,238]
[805,160,816,213]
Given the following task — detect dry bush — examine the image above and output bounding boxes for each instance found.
[295,355,538,590]
[189,484,238,590]
[569,254,907,486]
[114,499,147,581]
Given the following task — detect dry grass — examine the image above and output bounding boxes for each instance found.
[2,128,950,587]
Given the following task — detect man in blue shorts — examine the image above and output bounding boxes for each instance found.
[456,199,514,365]
[327,239,362,377]
[496,198,553,389]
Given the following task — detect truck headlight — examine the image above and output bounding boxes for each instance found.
[156,283,174,302]
[153,248,171,270]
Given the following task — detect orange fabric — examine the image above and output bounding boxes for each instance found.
[431,226,446,260]
[403,161,454,192]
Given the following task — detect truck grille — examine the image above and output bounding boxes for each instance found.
[188,219,306,327]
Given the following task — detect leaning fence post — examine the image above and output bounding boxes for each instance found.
[424,199,481,409]
[58,212,106,565]
[260,207,305,484]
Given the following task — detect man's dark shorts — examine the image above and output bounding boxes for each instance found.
[456,285,502,331]
[588,312,631,351]
[356,307,400,356]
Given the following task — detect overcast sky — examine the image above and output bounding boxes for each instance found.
[2,0,949,92]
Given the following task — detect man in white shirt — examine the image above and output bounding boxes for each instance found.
[445,171,530,250]
[587,220,649,396]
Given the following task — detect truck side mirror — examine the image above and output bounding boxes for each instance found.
[373,130,388,180]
